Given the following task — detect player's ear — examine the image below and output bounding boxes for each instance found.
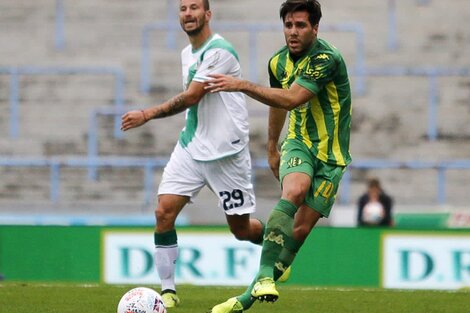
[312,23,319,35]
[205,9,212,21]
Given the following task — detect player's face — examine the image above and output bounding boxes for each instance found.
[179,0,210,36]
[283,11,318,56]
[368,186,381,200]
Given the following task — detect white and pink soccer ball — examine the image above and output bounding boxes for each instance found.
[362,201,385,224]
[117,287,167,313]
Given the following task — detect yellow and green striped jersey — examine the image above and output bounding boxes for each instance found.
[269,38,352,166]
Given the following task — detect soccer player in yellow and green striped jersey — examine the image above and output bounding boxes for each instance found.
[208,0,351,312]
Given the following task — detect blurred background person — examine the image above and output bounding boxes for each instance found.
[357,177,393,227]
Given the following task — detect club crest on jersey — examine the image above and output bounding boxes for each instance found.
[287,157,303,168]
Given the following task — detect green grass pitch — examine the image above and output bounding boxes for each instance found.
[0,283,469,312]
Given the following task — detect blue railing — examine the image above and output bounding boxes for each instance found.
[87,107,128,180]
[0,157,468,206]
[0,66,126,139]
[139,21,366,95]
[387,0,432,50]
[54,0,419,53]
[362,66,470,141]
[55,0,66,50]
[53,0,179,51]
[0,156,166,206]
[84,64,470,180]
[339,159,470,205]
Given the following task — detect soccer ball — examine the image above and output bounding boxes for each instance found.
[117,287,167,313]
[362,201,385,224]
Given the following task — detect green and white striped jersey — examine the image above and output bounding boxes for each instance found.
[179,34,249,161]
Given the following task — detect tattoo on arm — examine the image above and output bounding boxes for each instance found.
[153,95,188,119]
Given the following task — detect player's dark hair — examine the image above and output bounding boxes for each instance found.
[180,0,210,10]
[280,0,322,26]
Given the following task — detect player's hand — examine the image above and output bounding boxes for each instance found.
[205,74,242,92]
[268,149,281,181]
[121,110,148,131]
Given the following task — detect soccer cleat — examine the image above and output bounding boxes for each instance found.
[209,297,244,313]
[277,266,291,283]
[251,277,279,302]
[161,289,180,308]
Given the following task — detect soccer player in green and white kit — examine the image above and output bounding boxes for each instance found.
[121,0,266,308]
[207,0,352,311]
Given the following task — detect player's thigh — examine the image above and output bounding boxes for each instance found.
[158,143,205,200]
[304,160,345,218]
[205,147,256,215]
[279,139,314,203]
[279,139,314,185]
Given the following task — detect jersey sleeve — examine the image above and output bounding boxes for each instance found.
[268,60,282,88]
[295,53,337,94]
[192,48,238,83]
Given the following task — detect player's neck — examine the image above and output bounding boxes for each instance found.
[188,26,212,50]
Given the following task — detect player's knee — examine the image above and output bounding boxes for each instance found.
[283,185,308,205]
[155,206,177,229]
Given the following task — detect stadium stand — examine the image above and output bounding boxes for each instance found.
[0,0,469,224]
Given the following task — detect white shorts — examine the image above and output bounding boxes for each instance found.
[158,143,256,215]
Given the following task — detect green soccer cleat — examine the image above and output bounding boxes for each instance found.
[209,297,244,313]
[277,266,291,283]
[161,289,180,308]
[251,277,279,302]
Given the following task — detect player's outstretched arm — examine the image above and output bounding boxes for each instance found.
[206,74,314,110]
[121,81,207,131]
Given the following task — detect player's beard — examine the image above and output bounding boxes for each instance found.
[182,17,206,36]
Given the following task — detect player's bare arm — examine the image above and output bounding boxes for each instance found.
[121,81,207,131]
[267,107,287,180]
[206,73,314,110]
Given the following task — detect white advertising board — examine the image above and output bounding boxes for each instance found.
[382,234,470,290]
[103,231,261,285]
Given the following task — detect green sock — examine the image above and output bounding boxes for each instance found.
[236,200,297,309]
[257,199,297,279]
[272,241,303,279]
[154,229,177,246]
[236,199,297,310]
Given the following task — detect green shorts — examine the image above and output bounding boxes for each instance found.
[279,139,346,217]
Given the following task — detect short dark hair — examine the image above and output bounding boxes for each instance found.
[280,0,322,26]
[181,0,209,10]
[368,178,382,189]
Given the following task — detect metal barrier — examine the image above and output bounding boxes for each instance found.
[387,0,432,51]
[0,156,167,206]
[53,0,178,51]
[140,21,366,95]
[339,159,470,205]
[1,156,469,206]
[87,107,128,180]
[55,0,66,50]
[363,66,470,141]
[53,0,428,53]
[0,66,126,139]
